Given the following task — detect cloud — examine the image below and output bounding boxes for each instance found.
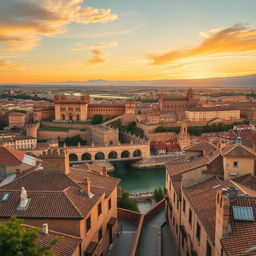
[73,41,118,51]
[86,49,106,65]
[0,0,118,51]
[149,24,256,65]
[0,60,24,71]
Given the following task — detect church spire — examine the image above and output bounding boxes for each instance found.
[187,86,193,99]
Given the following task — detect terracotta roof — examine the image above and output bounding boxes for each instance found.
[221,196,256,256]
[166,149,221,178]
[184,141,218,154]
[170,174,182,199]
[183,177,235,242]
[0,167,120,219]
[232,174,256,192]
[24,224,81,256]
[0,147,24,165]
[221,144,256,157]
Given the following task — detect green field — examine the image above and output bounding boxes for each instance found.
[39,127,71,131]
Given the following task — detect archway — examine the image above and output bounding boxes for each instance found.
[121,150,130,158]
[95,152,105,160]
[76,114,80,121]
[108,151,118,159]
[81,153,91,161]
[133,150,142,157]
[69,153,78,161]
[69,113,73,121]
[62,114,65,120]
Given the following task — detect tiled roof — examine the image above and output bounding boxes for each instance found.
[221,196,256,256]
[221,144,256,157]
[183,177,233,242]
[232,174,256,193]
[0,167,120,219]
[24,224,81,256]
[184,141,218,154]
[0,147,24,165]
[166,148,221,178]
[170,174,182,199]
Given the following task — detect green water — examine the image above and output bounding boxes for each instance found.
[110,162,166,193]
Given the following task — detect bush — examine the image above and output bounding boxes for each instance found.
[153,187,165,202]
[0,216,59,256]
[118,188,139,212]
[92,114,103,124]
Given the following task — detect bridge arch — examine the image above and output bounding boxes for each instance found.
[108,151,118,160]
[121,150,130,158]
[133,149,142,157]
[81,153,91,161]
[69,153,78,161]
[95,152,105,160]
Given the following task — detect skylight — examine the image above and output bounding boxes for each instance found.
[232,206,255,222]
[1,192,10,202]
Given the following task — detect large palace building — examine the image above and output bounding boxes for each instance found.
[33,95,136,122]
[158,87,200,114]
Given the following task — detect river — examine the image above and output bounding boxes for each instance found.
[110,162,166,193]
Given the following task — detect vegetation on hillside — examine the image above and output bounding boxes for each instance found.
[10,109,27,113]
[0,93,53,102]
[91,114,104,124]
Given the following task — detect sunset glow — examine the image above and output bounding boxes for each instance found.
[0,0,255,83]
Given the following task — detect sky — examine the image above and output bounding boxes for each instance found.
[0,0,255,83]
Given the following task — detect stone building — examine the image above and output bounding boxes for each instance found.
[0,134,37,150]
[91,126,119,146]
[53,95,136,122]
[0,148,120,256]
[33,103,55,122]
[165,140,256,256]
[185,106,240,122]
[158,87,200,115]
[8,111,26,129]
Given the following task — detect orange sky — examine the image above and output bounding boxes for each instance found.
[0,0,255,83]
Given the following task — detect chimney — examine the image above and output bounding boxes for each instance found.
[80,177,94,198]
[41,148,70,174]
[42,223,48,235]
[15,168,21,178]
[102,166,108,176]
[236,136,242,146]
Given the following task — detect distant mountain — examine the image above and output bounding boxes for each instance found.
[1,74,255,87]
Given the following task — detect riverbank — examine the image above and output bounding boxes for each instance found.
[130,154,182,168]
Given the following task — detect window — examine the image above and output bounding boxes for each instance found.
[181,233,185,248]
[176,224,178,234]
[189,209,192,225]
[233,161,238,167]
[177,199,179,210]
[196,223,201,242]
[173,192,176,203]
[0,167,6,177]
[183,198,186,213]
[206,241,212,256]
[98,202,102,216]
[86,216,91,233]
[108,198,112,210]
[98,227,103,242]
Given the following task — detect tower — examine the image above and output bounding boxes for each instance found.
[187,86,193,100]
[177,121,191,150]
[159,90,164,112]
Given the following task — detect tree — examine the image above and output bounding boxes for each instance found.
[118,188,139,212]
[92,114,103,124]
[0,216,58,256]
[153,187,165,202]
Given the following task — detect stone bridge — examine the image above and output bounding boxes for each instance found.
[66,142,150,161]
